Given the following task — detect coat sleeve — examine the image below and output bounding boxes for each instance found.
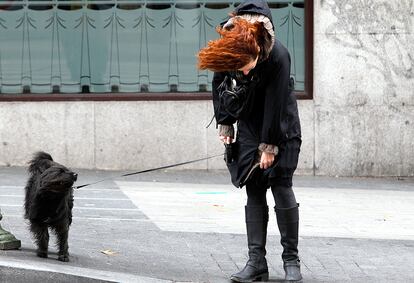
[260,51,291,145]
[212,71,238,126]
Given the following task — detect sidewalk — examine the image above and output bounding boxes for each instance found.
[0,166,413,282]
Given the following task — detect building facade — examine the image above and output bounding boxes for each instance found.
[0,0,413,176]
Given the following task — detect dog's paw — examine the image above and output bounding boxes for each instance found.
[58,254,70,262]
[36,251,48,258]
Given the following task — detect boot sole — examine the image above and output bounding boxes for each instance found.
[230,272,269,282]
[285,276,303,282]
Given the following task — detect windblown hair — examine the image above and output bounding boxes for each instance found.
[197,18,265,72]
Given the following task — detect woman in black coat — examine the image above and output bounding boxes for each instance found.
[198,0,302,282]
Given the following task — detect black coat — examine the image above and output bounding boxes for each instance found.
[212,1,301,188]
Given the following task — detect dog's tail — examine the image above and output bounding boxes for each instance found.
[28,151,53,174]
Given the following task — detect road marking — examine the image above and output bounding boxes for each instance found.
[0,204,139,211]
[3,214,150,222]
[118,181,414,240]
[0,185,24,189]
[0,195,129,201]
[0,186,120,192]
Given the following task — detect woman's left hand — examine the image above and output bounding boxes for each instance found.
[260,152,275,169]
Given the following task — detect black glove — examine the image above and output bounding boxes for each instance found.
[224,143,235,164]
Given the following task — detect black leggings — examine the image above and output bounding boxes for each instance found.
[246,182,297,208]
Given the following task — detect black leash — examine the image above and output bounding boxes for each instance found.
[73,153,224,190]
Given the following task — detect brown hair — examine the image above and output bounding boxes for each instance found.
[197,18,264,72]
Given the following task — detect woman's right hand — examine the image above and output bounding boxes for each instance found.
[219,135,233,144]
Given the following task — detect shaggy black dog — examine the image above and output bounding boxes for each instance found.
[24,152,77,262]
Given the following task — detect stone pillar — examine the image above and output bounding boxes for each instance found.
[0,209,21,250]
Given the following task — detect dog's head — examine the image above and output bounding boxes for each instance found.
[29,152,78,194]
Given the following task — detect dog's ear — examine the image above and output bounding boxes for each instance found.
[29,160,52,175]
[28,152,53,174]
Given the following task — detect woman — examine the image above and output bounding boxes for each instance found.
[198,0,302,282]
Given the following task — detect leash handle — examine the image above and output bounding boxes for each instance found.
[73,153,224,190]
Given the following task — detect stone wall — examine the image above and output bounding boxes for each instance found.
[314,0,414,176]
[0,101,313,175]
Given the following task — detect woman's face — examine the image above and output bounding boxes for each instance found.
[238,56,259,76]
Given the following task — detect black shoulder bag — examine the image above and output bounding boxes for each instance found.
[217,75,251,120]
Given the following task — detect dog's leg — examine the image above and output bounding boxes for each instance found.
[53,222,70,262]
[30,222,49,258]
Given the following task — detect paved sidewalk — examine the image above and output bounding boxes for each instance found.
[0,166,413,282]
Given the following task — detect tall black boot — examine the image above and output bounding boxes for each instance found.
[231,205,269,282]
[275,204,302,282]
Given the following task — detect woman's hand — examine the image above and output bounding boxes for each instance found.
[219,135,233,144]
[260,152,275,169]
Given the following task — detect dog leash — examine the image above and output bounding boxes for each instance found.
[73,153,224,190]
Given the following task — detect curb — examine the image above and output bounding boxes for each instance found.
[0,258,172,283]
